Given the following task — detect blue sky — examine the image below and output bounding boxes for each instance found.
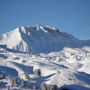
[0,0,90,39]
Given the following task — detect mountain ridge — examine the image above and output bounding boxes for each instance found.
[0,25,90,54]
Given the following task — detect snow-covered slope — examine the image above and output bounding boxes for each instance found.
[0,25,90,54]
[0,46,90,90]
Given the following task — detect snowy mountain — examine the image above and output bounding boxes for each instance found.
[0,25,90,90]
[0,25,90,54]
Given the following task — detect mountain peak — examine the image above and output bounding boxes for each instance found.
[17,25,59,33]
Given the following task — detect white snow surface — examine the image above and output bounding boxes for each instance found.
[0,46,90,90]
